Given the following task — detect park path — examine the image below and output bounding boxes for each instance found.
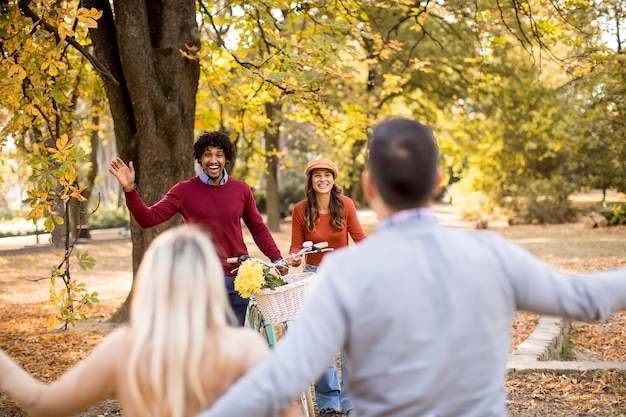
[0,226,129,253]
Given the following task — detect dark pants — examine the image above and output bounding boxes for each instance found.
[225,275,249,326]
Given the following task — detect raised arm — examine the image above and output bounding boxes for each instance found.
[109,157,136,192]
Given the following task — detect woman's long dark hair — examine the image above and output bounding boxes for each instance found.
[303,172,345,233]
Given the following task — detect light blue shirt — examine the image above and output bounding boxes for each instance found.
[199,168,228,186]
[199,210,626,417]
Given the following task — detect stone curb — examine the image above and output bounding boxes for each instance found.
[507,315,626,374]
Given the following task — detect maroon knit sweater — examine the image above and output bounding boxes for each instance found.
[124,176,281,276]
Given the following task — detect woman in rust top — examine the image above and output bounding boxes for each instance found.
[288,157,366,417]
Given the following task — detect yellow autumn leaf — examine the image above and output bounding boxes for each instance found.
[77,7,103,29]
[78,7,103,19]
[79,16,99,28]
[47,314,61,331]
[70,189,88,202]
[8,64,26,81]
[48,62,58,76]
[57,24,75,40]
[55,134,72,152]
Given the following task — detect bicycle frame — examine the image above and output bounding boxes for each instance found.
[229,241,332,417]
[245,295,279,348]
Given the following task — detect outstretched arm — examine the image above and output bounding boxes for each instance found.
[109,157,136,192]
[239,331,304,417]
[0,329,122,417]
[492,234,626,320]
[197,269,346,417]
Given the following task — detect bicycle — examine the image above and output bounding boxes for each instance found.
[228,241,333,417]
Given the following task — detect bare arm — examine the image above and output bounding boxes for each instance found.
[0,328,124,417]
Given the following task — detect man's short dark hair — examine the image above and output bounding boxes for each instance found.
[368,118,439,209]
[193,131,236,162]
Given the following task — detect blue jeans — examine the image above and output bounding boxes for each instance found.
[225,275,248,326]
[304,264,354,413]
[315,351,353,413]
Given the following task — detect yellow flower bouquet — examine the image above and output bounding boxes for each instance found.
[234,259,287,299]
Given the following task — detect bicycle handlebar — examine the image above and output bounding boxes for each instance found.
[227,241,332,270]
[226,255,246,264]
[306,241,328,250]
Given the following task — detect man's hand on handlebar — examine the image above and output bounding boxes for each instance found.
[274,258,289,275]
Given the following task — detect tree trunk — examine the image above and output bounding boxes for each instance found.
[345,140,367,205]
[344,37,381,205]
[70,104,100,240]
[264,100,282,232]
[86,0,200,323]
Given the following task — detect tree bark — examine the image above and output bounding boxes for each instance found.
[264,100,282,232]
[344,35,381,205]
[70,102,100,240]
[85,0,200,322]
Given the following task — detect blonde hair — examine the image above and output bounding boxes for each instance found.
[127,225,235,417]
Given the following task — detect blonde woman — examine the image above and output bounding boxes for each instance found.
[0,225,301,417]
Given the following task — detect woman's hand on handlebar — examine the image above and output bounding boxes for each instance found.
[286,255,302,267]
[284,241,329,268]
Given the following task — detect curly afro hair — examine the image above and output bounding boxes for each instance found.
[193,131,236,162]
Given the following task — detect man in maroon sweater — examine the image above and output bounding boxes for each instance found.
[109,131,285,325]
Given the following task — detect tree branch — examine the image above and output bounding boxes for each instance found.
[18,0,119,85]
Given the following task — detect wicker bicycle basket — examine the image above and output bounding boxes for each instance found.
[253,272,315,323]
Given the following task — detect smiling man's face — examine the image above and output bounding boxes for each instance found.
[200,146,228,184]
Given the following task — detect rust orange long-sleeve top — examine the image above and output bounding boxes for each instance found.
[289,195,366,266]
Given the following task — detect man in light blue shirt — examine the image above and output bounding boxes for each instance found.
[198,117,626,417]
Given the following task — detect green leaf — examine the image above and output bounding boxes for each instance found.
[76,250,96,271]
[51,88,66,104]
[261,267,287,290]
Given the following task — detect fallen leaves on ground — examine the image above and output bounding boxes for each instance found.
[507,371,626,416]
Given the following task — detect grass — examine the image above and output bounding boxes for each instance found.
[493,225,626,259]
